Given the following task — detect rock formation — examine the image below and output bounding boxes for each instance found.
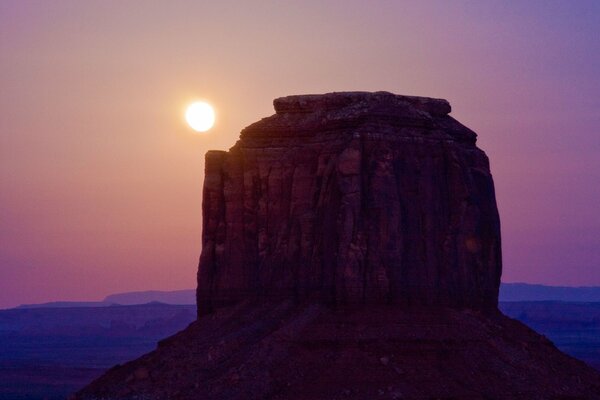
[75,92,600,399]
[198,92,501,315]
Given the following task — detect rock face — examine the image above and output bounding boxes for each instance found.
[198,91,501,315]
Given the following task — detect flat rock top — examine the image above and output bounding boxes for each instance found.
[241,91,475,143]
[273,91,451,116]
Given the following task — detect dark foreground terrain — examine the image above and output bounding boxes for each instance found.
[75,301,600,400]
[1,301,600,399]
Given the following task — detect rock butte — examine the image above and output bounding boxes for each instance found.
[198,91,501,314]
[76,92,600,399]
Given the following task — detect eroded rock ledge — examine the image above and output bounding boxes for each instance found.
[197,91,501,315]
[273,91,451,116]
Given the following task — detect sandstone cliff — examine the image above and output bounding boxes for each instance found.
[198,92,501,314]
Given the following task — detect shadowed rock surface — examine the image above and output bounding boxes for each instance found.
[74,92,600,399]
[198,91,501,315]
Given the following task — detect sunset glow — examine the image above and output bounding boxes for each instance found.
[1,1,599,309]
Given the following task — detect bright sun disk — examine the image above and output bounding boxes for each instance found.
[185,101,215,132]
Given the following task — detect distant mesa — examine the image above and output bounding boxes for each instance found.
[11,290,196,310]
[15,301,112,309]
[499,282,600,302]
[75,92,600,399]
[11,282,600,310]
[103,289,196,305]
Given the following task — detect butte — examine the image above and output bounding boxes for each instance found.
[75,92,600,400]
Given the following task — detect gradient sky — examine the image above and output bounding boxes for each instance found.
[1,1,599,308]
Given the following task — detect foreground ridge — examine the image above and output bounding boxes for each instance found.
[76,302,600,399]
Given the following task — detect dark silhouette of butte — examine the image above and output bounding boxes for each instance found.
[76,92,600,399]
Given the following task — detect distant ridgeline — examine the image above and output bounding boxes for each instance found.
[11,283,600,310]
[500,283,600,302]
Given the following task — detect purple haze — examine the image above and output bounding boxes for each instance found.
[1,1,599,308]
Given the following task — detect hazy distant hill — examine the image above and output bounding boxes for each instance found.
[16,301,112,309]
[10,290,196,310]
[103,289,195,305]
[12,283,600,311]
[500,282,600,301]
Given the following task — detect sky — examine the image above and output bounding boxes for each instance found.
[1,0,599,308]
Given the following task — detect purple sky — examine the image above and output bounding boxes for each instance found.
[1,1,599,308]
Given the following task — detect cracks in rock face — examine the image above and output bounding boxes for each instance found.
[197,92,501,315]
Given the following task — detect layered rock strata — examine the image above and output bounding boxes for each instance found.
[198,91,501,315]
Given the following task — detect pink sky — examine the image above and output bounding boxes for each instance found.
[1,1,599,308]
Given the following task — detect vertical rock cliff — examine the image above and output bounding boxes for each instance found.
[198,92,501,314]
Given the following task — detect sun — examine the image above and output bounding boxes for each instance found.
[185,101,215,132]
